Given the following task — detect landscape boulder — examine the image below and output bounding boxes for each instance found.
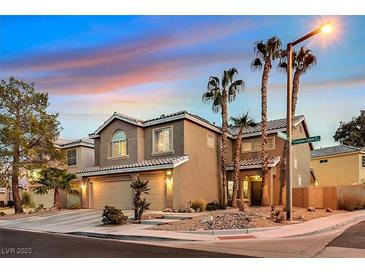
[326,208,332,213]
[307,207,316,212]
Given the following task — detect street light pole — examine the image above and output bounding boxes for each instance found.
[285,22,332,221]
[286,42,293,221]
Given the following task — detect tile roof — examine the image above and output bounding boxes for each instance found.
[311,145,365,158]
[55,138,94,148]
[229,115,305,136]
[77,155,189,176]
[226,156,280,170]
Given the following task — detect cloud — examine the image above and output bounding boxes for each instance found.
[0,17,254,95]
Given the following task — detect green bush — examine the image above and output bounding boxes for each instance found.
[191,199,206,212]
[339,192,365,211]
[70,202,82,210]
[102,205,128,225]
[206,201,220,211]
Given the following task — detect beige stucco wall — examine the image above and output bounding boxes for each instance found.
[65,146,94,175]
[172,120,220,209]
[311,153,363,186]
[98,119,141,167]
[291,123,311,187]
[144,120,184,160]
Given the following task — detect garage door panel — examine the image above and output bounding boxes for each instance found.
[140,173,166,210]
[91,180,133,210]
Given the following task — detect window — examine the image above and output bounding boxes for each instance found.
[153,126,173,154]
[242,180,249,199]
[298,175,302,186]
[228,181,234,200]
[207,133,215,148]
[0,188,5,194]
[111,130,127,158]
[241,137,275,153]
[67,149,77,166]
[362,156,365,168]
[320,159,328,163]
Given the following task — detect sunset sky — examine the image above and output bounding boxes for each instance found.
[0,15,364,148]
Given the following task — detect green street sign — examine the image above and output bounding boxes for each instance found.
[277,131,288,140]
[292,136,320,145]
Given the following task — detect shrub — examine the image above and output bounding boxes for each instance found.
[21,192,35,214]
[7,201,14,207]
[70,202,82,210]
[0,212,6,216]
[102,205,128,225]
[339,192,365,211]
[206,201,220,211]
[191,199,206,212]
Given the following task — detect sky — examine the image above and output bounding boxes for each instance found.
[0,15,364,148]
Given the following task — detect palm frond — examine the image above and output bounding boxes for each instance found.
[228,80,245,103]
[251,58,262,71]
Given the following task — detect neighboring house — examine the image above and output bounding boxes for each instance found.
[311,145,365,186]
[226,115,312,205]
[29,138,95,208]
[77,111,312,210]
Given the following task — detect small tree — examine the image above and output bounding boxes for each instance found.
[0,77,63,214]
[33,167,79,210]
[130,176,151,220]
[334,110,365,147]
[21,191,35,214]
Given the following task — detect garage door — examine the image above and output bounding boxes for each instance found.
[139,173,166,210]
[90,176,133,209]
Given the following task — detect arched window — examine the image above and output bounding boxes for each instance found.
[112,130,127,157]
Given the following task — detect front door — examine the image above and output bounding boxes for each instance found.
[251,181,262,206]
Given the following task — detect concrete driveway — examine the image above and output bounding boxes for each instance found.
[0,209,110,233]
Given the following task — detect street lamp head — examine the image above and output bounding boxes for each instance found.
[321,22,332,34]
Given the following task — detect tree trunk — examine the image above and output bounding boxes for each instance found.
[134,191,141,220]
[54,188,61,210]
[12,142,23,214]
[279,69,300,205]
[220,91,229,206]
[261,61,271,206]
[232,130,242,207]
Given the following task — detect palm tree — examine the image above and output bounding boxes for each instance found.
[130,176,151,220]
[202,68,245,206]
[277,46,317,204]
[230,113,256,207]
[251,36,282,206]
[33,167,79,210]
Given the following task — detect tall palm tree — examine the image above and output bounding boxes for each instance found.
[202,68,245,206]
[230,113,256,207]
[251,36,282,206]
[33,167,79,210]
[277,46,317,204]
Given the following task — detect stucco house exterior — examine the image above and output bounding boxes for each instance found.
[311,145,365,186]
[77,110,312,210]
[28,138,95,208]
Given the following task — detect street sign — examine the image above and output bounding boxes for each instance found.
[292,136,320,145]
[277,131,288,140]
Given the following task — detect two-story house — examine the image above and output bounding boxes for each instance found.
[29,138,95,208]
[77,111,312,210]
[226,115,312,206]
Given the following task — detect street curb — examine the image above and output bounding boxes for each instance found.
[180,226,282,236]
[68,231,197,242]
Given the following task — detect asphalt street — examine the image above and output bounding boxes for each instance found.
[0,228,249,258]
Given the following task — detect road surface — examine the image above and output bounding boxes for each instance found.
[0,228,249,258]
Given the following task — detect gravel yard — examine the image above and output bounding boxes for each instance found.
[150,206,347,231]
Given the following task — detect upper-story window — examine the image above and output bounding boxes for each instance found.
[153,126,173,154]
[207,133,215,148]
[112,130,127,158]
[241,136,275,153]
[362,156,365,168]
[67,149,77,166]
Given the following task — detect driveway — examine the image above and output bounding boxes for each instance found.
[0,209,106,233]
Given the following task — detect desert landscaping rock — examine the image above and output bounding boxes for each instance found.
[326,208,332,213]
[307,207,316,212]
